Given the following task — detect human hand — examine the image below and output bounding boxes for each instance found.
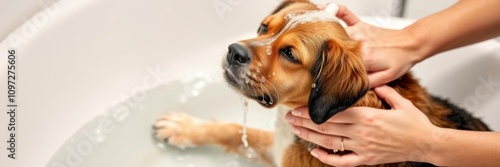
[319,4,425,88]
[286,86,440,166]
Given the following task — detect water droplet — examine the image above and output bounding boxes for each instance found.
[266,45,272,55]
[261,76,266,82]
[241,146,258,159]
[257,62,263,67]
[312,83,316,88]
[241,98,250,148]
[272,72,276,76]
[156,142,165,149]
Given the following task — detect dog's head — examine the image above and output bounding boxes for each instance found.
[222,0,369,124]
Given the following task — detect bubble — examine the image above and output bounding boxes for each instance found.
[156,142,165,149]
[238,146,258,160]
[285,13,294,20]
[311,83,316,88]
[266,45,272,55]
[257,62,263,67]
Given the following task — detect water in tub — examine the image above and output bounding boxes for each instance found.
[46,72,275,167]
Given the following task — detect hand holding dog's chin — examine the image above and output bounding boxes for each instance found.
[328,4,425,88]
[288,86,442,166]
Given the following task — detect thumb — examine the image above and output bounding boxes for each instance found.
[336,5,360,26]
[367,71,393,88]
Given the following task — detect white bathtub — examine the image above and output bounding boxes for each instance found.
[1,0,499,166]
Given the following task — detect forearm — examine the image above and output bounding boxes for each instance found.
[426,128,500,166]
[405,0,500,61]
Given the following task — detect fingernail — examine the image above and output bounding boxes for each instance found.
[285,114,294,123]
[292,109,302,116]
[311,150,319,158]
[291,127,301,135]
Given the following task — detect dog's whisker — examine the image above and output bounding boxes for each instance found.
[258,77,274,105]
[265,79,280,102]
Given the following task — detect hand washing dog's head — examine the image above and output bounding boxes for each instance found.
[222,0,368,124]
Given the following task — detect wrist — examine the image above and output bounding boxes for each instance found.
[422,127,452,166]
[403,20,436,63]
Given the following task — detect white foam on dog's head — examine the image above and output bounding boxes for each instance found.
[250,10,340,47]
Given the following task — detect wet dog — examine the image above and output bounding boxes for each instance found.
[154,0,490,166]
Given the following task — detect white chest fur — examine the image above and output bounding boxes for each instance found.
[271,107,296,167]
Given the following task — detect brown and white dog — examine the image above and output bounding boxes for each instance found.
[154,0,490,166]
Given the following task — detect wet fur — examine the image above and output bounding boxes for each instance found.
[230,0,490,166]
[154,0,490,167]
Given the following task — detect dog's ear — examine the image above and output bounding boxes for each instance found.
[272,0,310,14]
[308,40,369,124]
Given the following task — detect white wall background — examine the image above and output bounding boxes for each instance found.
[1,0,402,42]
[0,0,56,42]
[404,0,458,19]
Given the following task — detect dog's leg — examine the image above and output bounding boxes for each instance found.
[153,112,274,164]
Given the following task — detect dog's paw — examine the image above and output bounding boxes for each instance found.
[153,112,209,149]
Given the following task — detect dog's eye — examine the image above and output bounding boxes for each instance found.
[257,24,268,35]
[280,47,299,63]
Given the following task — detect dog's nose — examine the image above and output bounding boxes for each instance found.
[227,43,250,65]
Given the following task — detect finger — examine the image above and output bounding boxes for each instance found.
[291,107,310,118]
[367,71,394,88]
[292,107,372,124]
[336,5,360,26]
[373,85,411,109]
[292,126,354,151]
[287,113,352,136]
[311,148,365,167]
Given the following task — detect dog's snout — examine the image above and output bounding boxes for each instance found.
[227,43,250,65]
